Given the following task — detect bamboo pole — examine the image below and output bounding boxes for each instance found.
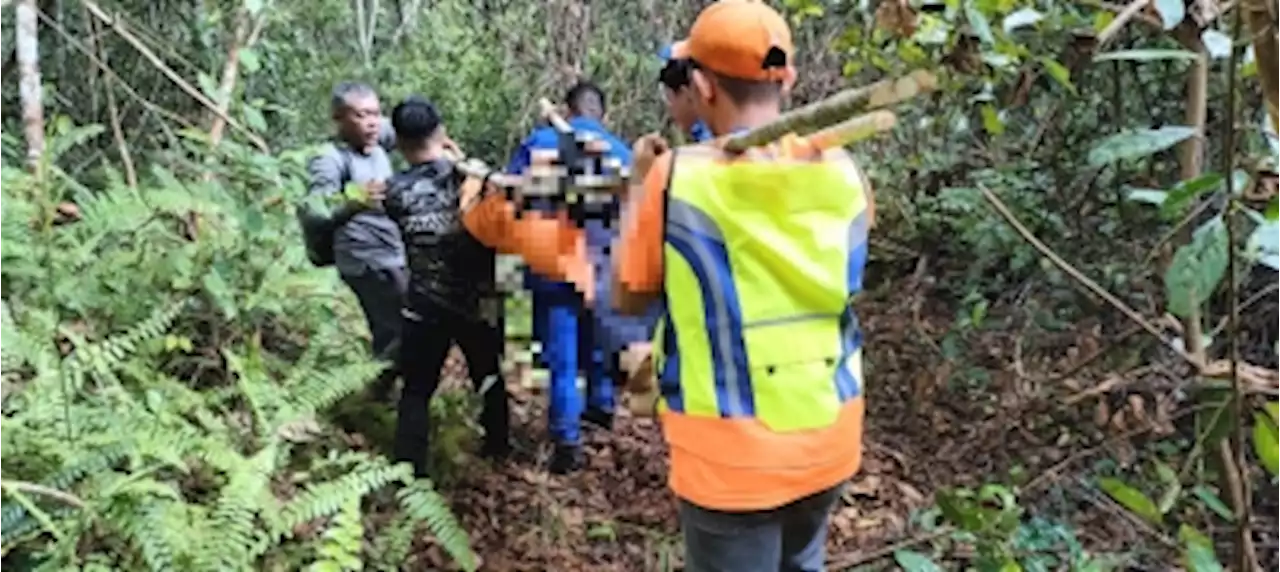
[723,69,936,152]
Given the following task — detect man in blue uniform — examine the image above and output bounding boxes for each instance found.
[506,81,631,473]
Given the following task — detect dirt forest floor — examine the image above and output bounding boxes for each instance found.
[405,279,1280,571]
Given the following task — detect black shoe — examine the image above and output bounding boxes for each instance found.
[549,443,584,474]
[581,407,614,431]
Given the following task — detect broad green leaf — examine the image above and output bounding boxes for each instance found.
[1201,29,1233,59]
[1253,411,1279,478]
[1179,523,1213,549]
[1154,0,1186,29]
[1154,461,1181,515]
[239,48,262,74]
[1179,525,1224,572]
[1039,57,1075,94]
[936,490,982,531]
[1092,11,1115,32]
[1266,401,1279,423]
[1247,220,1280,271]
[981,52,1016,69]
[1165,217,1228,318]
[894,549,944,572]
[1160,172,1225,217]
[1087,126,1197,166]
[1002,8,1043,33]
[1094,49,1199,62]
[981,104,1004,135]
[244,106,268,132]
[1190,485,1235,521]
[1185,544,1223,572]
[1125,188,1168,205]
[197,72,220,100]
[1098,477,1162,524]
[965,3,996,44]
[1265,197,1279,221]
[202,267,239,320]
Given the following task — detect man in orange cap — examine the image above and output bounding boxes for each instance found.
[460,2,875,569]
[610,1,876,570]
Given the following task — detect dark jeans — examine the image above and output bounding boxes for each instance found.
[680,484,844,572]
[341,266,408,360]
[392,303,510,478]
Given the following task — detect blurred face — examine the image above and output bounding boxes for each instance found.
[335,93,382,149]
[663,86,699,134]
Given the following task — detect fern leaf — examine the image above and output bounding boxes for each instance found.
[397,479,478,572]
[276,459,411,537]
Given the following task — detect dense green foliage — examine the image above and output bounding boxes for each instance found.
[2,0,1277,568]
[0,128,475,571]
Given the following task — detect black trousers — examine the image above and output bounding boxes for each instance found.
[340,266,408,360]
[341,266,407,400]
[392,302,510,478]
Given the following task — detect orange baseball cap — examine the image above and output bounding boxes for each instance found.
[670,0,794,82]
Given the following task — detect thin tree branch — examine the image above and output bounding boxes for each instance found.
[80,0,269,152]
[1220,5,1260,569]
[84,7,137,188]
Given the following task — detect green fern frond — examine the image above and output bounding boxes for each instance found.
[277,359,385,424]
[65,299,188,385]
[306,497,365,572]
[194,445,279,572]
[370,512,417,572]
[1,444,129,544]
[397,479,478,572]
[276,458,411,537]
[1,302,31,374]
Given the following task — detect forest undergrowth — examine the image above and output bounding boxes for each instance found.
[1,119,1277,572]
[2,0,1279,570]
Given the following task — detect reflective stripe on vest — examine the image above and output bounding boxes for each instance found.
[653,146,870,433]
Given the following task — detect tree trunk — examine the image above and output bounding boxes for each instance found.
[16,0,45,172]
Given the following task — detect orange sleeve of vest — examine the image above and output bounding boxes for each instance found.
[615,153,670,296]
[461,181,591,293]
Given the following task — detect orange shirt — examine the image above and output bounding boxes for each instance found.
[459,177,593,297]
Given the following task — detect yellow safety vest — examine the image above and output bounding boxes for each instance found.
[651,142,871,508]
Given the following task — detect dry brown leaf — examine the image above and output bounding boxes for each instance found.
[896,482,926,504]
[848,475,881,497]
[874,0,917,37]
[1094,399,1110,428]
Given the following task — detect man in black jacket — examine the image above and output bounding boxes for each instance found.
[382,96,511,477]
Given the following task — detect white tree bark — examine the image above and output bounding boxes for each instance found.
[16,0,45,171]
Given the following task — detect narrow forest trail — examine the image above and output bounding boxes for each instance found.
[404,281,1170,571]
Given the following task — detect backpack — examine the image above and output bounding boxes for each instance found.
[295,145,353,267]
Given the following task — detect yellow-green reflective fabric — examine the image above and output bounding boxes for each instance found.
[654,148,870,433]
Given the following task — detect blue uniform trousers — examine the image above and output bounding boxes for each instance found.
[531,279,613,446]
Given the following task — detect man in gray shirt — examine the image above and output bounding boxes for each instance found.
[307,82,407,366]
